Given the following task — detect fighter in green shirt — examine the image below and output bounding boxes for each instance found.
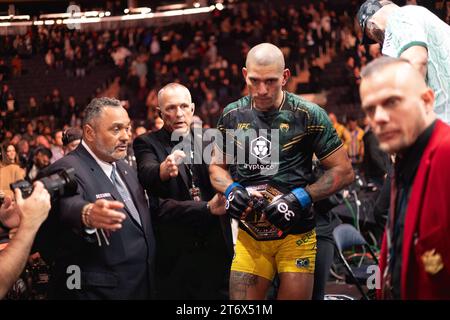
[209,43,354,300]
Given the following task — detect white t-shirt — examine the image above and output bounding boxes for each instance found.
[382,5,450,124]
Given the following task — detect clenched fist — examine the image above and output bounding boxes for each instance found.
[159,150,186,181]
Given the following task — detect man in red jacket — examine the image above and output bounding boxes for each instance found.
[359,56,450,299]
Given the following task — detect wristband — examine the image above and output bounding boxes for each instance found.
[292,188,312,208]
[224,182,242,198]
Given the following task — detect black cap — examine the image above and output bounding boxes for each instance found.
[34,146,53,158]
[357,0,383,45]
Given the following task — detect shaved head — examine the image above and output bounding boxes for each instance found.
[245,43,285,72]
[361,57,430,104]
[360,56,435,154]
[157,82,194,134]
[242,43,290,111]
[158,83,192,108]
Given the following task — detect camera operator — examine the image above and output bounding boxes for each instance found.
[0,181,51,299]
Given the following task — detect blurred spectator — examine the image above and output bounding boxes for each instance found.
[50,130,64,163]
[111,46,131,67]
[62,96,82,127]
[347,115,365,166]
[35,134,51,149]
[11,55,22,77]
[0,144,25,198]
[150,35,161,56]
[26,146,52,181]
[26,96,40,118]
[329,112,351,150]
[191,115,203,129]
[0,59,10,81]
[134,126,147,138]
[0,181,51,300]
[361,116,390,188]
[16,140,30,169]
[0,85,12,118]
[62,127,82,154]
[44,49,55,73]
[200,91,221,128]
[74,51,87,78]
[3,144,20,165]
[22,123,36,143]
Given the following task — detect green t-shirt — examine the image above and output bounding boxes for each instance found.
[216,91,343,191]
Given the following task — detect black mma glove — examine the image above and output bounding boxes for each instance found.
[266,187,313,232]
[224,182,251,220]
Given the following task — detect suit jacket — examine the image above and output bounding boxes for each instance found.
[378,120,450,299]
[133,128,233,299]
[36,144,155,300]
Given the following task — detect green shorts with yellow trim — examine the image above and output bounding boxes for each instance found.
[231,228,317,281]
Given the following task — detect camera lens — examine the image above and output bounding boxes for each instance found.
[10,168,77,200]
[40,168,77,199]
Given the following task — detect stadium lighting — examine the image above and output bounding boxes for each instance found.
[215,3,224,11]
[84,11,99,17]
[0,14,30,20]
[1,4,216,29]
[124,8,130,14]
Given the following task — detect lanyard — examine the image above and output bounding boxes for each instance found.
[185,149,201,201]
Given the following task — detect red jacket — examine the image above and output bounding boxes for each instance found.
[378,120,450,299]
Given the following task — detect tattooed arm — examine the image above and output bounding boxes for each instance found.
[305,147,354,202]
[209,145,234,193]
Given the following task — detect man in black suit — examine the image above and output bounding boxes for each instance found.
[38,97,155,300]
[133,83,232,299]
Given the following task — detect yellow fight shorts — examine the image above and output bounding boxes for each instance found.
[231,228,317,281]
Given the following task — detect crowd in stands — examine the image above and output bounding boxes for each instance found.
[4,0,444,191]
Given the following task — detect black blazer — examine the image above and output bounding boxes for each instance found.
[133,128,232,299]
[36,144,155,300]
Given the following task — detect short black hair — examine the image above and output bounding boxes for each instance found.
[34,146,52,158]
[347,115,357,122]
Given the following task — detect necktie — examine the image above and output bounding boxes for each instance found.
[111,163,142,226]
